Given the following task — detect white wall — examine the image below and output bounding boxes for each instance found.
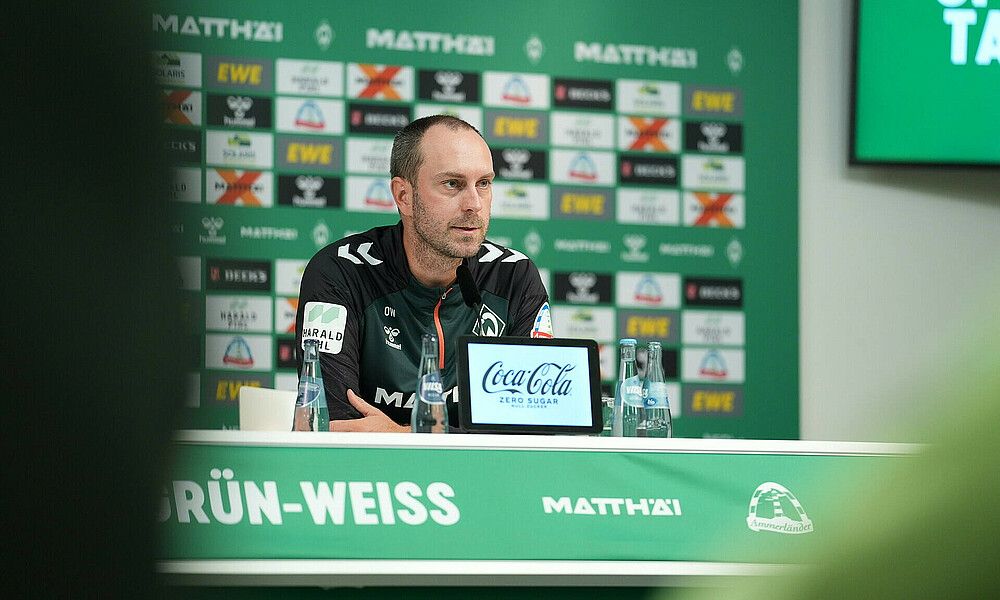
[799,1,1000,441]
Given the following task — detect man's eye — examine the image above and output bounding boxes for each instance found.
[478,180,491,188]
[444,180,458,188]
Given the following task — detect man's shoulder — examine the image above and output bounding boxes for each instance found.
[302,222,406,295]
[309,222,402,269]
[471,238,543,289]
[473,238,535,268]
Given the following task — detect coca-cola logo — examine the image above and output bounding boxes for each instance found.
[481,361,575,396]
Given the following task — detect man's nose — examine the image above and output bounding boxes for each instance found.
[460,185,483,211]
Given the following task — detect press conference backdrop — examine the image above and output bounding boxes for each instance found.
[160,0,799,439]
[852,0,1000,166]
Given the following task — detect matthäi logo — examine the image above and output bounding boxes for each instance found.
[747,482,814,535]
[543,496,681,516]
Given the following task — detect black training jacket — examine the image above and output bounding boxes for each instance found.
[295,222,552,427]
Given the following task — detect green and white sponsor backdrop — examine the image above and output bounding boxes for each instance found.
[159,0,799,438]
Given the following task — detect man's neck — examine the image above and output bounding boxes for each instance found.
[402,227,461,288]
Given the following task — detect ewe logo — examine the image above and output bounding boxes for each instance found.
[747,482,814,534]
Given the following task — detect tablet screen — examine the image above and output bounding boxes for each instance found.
[457,336,602,434]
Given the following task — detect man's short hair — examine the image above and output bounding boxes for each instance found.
[390,115,482,184]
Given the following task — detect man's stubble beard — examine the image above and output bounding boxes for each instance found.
[411,187,489,261]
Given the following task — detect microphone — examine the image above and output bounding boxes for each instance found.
[456,260,481,308]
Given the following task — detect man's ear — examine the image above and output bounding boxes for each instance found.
[391,176,413,217]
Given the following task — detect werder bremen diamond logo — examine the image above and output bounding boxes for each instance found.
[747,482,814,534]
[315,20,334,50]
[525,34,544,64]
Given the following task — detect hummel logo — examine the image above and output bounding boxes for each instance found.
[337,242,383,265]
[384,325,401,350]
[479,243,528,264]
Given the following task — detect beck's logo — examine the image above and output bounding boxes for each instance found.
[206,259,271,292]
[684,278,743,307]
[348,103,412,135]
[747,483,814,534]
[552,78,613,110]
[618,155,678,185]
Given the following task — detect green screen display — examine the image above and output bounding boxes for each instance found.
[853,0,1000,165]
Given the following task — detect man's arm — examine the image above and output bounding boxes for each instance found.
[295,250,410,432]
[329,390,408,433]
[295,256,363,420]
[509,259,553,338]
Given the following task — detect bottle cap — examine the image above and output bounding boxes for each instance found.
[619,338,637,345]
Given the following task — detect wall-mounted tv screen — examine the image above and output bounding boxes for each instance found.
[851,0,1000,166]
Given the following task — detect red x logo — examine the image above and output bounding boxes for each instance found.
[160,90,194,125]
[627,117,670,151]
[214,170,263,206]
[693,193,734,227]
[357,65,402,100]
[281,298,298,334]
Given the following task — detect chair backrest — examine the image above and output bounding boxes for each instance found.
[238,386,296,431]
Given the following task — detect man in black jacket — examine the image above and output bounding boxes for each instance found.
[296,115,552,432]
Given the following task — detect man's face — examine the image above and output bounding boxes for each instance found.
[409,125,494,259]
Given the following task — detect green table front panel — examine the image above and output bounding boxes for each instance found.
[160,443,900,564]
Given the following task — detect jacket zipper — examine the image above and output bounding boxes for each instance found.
[433,287,452,370]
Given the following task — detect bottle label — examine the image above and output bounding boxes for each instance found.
[642,381,669,408]
[295,380,323,409]
[417,373,445,404]
[619,376,643,408]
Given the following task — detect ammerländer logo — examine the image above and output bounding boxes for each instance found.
[746,482,814,534]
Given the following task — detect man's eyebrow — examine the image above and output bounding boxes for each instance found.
[434,171,496,179]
